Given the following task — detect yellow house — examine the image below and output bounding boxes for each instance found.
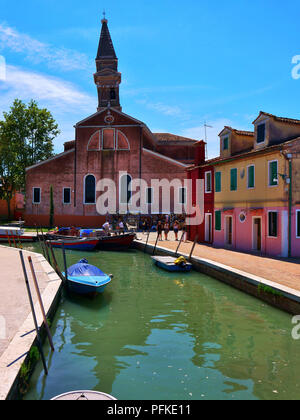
[213,112,300,258]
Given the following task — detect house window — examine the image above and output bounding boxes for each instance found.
[120,174,132,204]
[179,187,186,205]
[63,188,71,204]
[215,210,221,231]
[257,123,266,144]
[215,172,221,193]
[297,210,300,238]
[84,175,96,204]
[268,211,278,237]
[146,187,153,205]
[247,165,255,189]
[269,160,278,186]
[223,137,229,151]
[230,168,238,191]
[205,171,212,193]
[33,188,41,204]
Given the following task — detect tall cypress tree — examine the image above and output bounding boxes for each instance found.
[49,186,54,228]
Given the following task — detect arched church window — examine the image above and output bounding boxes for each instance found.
[120,174,132,204]
[116,130,130,150]
[87,131,100,151]
[102,128,115,150]
[84,174,96,204]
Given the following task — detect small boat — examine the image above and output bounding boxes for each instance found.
[45,228,136,251]
[49,238,99,251]
[51,390,117,400]
[64,259,113,296]
[0,226,37,243]
[152,256,193,272]
[96,233,136,251]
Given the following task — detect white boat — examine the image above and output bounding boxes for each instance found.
[0,226,36,242]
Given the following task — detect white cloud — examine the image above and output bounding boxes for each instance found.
[0,23,92,72]
[0,65,97,151]
[137,99,187,118]
[0,65,95,113]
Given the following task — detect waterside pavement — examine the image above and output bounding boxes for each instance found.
[0,245,61,400]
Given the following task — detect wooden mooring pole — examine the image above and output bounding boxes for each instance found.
[27,256,55,352]
[144,230,151,253]
[6,231,11,247]
[175,231,185,257]
[19,251,48,375]
[188,234,199,261]
[48,242,66,284]
[40,227,51,265]
[152,233,160,256]
[62,243,68,282]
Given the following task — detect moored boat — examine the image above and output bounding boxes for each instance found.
[45,228,136,251]
[96,232,136,251]
[64,259,113,296]
[49,237,99,251]
[51,390,117,400]
[0,226,36,243]
[152,256,193,272]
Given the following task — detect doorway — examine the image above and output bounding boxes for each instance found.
[253,217,262,251]
[225,216,233,246]
[205,213,212,242]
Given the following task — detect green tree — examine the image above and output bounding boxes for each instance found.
[0,99,60,219]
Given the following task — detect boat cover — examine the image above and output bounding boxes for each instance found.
[80,229,94,237]
[67,259,107,277]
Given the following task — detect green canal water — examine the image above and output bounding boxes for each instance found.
[22,243,300,400]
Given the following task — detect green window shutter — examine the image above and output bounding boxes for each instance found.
[248,165,255,188]
[223,137,229,150]
[230,168,237,191]
[215,172,221,192]
[269,161,278,186]
[215,210,221,231]
[257,124,265,143]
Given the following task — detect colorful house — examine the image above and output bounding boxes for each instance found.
[186,141,215,244]
[213,112,300,258]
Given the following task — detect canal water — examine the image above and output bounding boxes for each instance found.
[22,243,300,400]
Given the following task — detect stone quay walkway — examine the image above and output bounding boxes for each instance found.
[0,245,61,400]
[137,232,300,292]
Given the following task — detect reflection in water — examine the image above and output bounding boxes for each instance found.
[23,244,300,400]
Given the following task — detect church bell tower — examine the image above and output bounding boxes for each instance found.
[94,16,122,112]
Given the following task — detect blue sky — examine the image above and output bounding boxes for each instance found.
[0,0,300,158]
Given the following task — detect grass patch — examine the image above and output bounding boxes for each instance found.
[257,283,283,297]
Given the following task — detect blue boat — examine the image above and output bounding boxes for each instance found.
[152,256,192,273]
[64,259,113,296]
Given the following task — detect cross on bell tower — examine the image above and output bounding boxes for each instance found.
[94,15,122,112]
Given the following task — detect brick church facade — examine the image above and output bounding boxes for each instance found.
[25,18,198,227]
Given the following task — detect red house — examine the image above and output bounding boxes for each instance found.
[25,18,199,227]
[186,141,215,243]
